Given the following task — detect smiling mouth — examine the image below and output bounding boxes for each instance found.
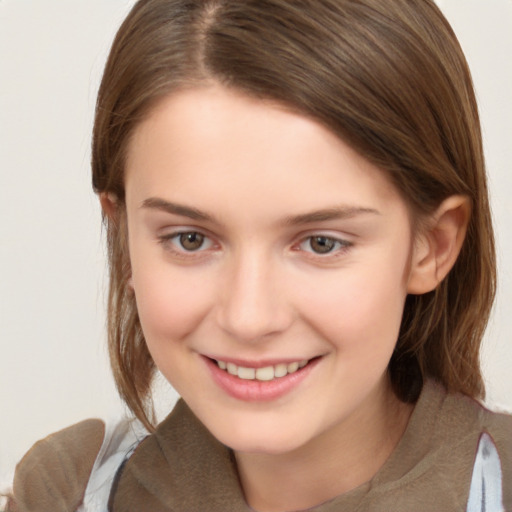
[213,358,314,382]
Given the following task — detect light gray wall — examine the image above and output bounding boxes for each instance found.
[1,0,511,486]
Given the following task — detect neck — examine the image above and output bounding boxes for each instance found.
[234,377,413,512]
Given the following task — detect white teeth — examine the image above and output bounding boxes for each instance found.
[216,359,310,381]
[287,362,299,373]
[237,366,256,380]
[274,363,288,378]
[255,366,274,381]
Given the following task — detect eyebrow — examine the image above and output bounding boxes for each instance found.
[141,197,379,225]
[141,197,216,222]
[284,206,380,225]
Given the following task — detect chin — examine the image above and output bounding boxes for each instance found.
[227,435,306,456]
[207,415,315,456]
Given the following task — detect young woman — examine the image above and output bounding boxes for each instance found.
[8,1,511,511]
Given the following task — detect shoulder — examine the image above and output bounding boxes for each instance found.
[442,387,512,460]
[381,380,512,511]
[422,380,512,443]
[110,400,245,512]
[12,419,105,512]
[437,384,512,509]
[475,400,512,509]
[436,382,512,462]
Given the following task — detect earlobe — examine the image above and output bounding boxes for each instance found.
[407,195,470,295]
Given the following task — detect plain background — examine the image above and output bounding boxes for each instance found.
[1,0,511,486]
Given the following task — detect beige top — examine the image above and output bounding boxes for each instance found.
[11,380,512,511]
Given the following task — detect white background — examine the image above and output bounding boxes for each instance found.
[1,0,511,486]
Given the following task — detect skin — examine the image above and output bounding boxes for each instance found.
[119,85,468,511]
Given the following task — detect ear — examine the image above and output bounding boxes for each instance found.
[99,192,134,289]
[99,192,118,220]
[407,195,470,295]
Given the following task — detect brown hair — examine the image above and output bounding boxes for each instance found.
[92,0,495,430]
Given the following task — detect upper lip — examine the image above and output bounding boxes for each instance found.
[203,355,320,368]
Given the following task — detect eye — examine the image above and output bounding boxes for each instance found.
[160,231,214,253]
[299,235,350,255]
[178,232,206,251]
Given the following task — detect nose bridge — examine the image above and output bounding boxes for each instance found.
[216,245,290,342]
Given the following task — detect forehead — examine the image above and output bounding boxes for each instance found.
[124,85,407,224]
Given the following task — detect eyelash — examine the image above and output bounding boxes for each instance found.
[157,230,352,258]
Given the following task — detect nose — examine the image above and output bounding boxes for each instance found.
[215,250,293,343]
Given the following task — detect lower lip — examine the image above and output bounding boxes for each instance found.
[203,357,321,402]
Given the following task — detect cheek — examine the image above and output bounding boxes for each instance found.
[296,257,409,355]
[131,262,214,344]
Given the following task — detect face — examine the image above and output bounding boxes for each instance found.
[124,85,418,455]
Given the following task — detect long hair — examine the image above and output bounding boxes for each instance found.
[92,0,495,430]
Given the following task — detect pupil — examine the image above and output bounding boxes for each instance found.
[180,232,204,251]
[311,236,335,254]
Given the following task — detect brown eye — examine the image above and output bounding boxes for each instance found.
[309,236,337,254]
[297,234,351,257]
[179,232,205,251]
